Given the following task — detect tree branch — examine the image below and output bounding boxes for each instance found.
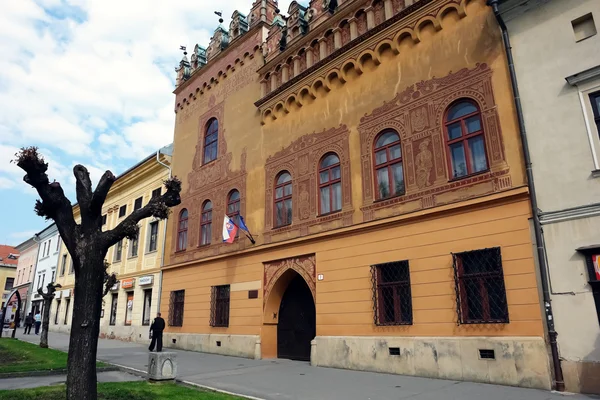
[73,165,94,228]
[13,147,79,253]
[38,283,62,301]
[101,177,181,249]
[91,171,116,218]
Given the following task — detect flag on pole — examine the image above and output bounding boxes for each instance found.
[238,216,250,233]
[222,216,238,244]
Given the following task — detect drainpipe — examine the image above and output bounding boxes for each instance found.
[156,149,172,315]
[487,0,564,391]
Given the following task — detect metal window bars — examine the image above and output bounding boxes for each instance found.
[210,285,230,327]
[452,247,509,325]
[168,290,185,327]
[370,261,413,326]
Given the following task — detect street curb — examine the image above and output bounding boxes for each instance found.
[177,379,267,400]
[108,362,266,400]
[0,366,119,379]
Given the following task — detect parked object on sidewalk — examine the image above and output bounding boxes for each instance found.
[147,352,177,381]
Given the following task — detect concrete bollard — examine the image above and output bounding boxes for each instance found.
[147,352,177,381]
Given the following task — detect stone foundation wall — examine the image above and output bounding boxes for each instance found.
[562,359,600,395]
[162,333,260,359]
[312,336,551,390]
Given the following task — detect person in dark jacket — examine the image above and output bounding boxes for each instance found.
[23,313,33,335]
[149,313,165,352]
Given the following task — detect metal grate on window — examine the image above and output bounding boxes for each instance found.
[210,285,230,327]
[168,290,185,327]
[371,261,413,326]
[452,247,509,325]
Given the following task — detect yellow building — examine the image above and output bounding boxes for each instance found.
[51,150,171,342]
[161,0,551,390]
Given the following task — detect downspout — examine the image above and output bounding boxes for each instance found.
[487,0,565,391]
[156,150,172,315]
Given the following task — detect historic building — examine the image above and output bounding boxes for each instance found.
[29,224,60,318]
[12,237,39,323]
[499,0,600,394]
[161,0,551,389]
[51,149,172,343]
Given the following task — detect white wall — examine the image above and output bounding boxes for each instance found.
[29,225,60,316]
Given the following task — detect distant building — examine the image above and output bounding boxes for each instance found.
[29,224,60,318]
[500,0,600,394]
[52,149,172,343]
[0,244,19,321]
[12,237,39,323]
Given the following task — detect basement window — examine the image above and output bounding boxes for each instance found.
[479,349,496,360]
[389,347,400,356]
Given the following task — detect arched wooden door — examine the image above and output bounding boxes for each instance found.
[277,274,316,361]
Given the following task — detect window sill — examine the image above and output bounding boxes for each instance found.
[142,322,150,326]
[197,243,212,248]
[145,249,158,255]
[174,249,187,254]
[272,223,292,230]
[202,159,218,167]
[448,169,489,183]
[128,255,139,260]
[373,193,405,203]
[318,210,343,218]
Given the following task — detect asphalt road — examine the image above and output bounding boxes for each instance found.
[14,330,599,400]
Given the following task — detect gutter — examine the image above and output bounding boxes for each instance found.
[155,146,173,315]
[487,0,565,391]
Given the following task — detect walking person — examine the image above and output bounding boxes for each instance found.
[34,311,41,335]
[23,313,33,335]
[148,312,165,352]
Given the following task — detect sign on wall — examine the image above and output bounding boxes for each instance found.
[121,278,135,290]
[138,276,153,286]
[593,255,600,280]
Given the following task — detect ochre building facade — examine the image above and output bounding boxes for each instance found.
[52,153,171,343]
[162,0,550,389]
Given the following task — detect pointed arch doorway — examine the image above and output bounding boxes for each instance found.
[262,255,316,361]
[277,274,315,361]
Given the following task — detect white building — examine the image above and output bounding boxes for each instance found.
[29,224,60,318]
[501,0,600,394]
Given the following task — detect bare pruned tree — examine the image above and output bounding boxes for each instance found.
[14,147,181,400]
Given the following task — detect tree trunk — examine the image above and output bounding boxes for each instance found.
[66,250,104,400]
[40,296,52,348]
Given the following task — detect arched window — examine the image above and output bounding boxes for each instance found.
[177,209,188,251]
[200,201,212,246]
[203,118,219,164]
[444,100,488,179]
[274,172,292,227]
[319,153,342,215]
[227,190,241,237]
[374,130,405,199]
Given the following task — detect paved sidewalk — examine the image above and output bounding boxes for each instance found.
[0,371,142,390]
[14,330,598,400]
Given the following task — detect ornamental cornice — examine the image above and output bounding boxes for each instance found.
[256,0,470,125]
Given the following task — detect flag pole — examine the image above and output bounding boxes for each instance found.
[231,220,256,245]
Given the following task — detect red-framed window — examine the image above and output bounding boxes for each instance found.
[452,247,509,324]
[444,99,488,179]
[203,118,219,164]
[200,200,212,246]
[371,261,412,326]
[227,190,240,237]
[177,209,188,251]
[374,130,404,199]
[318,153,342,215]
[274,172,292,227]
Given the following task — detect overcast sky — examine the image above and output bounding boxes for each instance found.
[0,0,296,245]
